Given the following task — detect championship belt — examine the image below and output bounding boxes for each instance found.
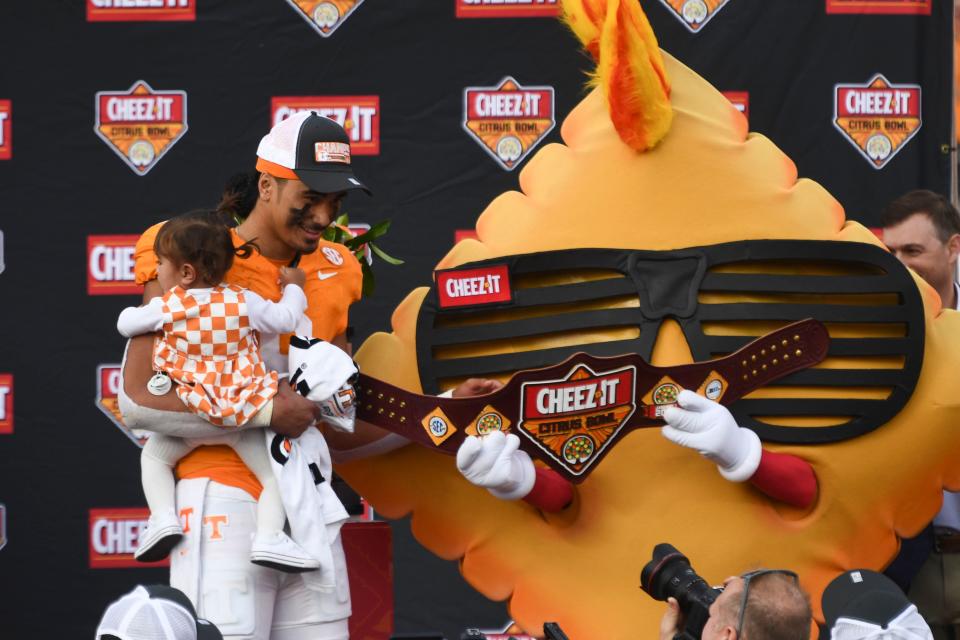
[355,318,828,483]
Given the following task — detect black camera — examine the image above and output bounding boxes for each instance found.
[641,543,721,640]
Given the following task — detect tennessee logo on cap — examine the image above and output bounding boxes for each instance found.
[722,91,749,124]
[658,0,731,32]
[0,100,10,160]
[285,0,365,37]
[463,77,555,171]
[96,364,148,447]
[272,96,380,155]
[834,74,921,170]
[88,235,140,295]
[315,141,351,164]
[826,0,930,14]
[89,508,167,568]
[86,0,196,21]
[455,0,560,18]
[0,373,12,435]
[94,80,188,175]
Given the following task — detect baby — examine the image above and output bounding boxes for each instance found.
[118,211,320,573]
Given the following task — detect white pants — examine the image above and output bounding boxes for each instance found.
[170,479,351,640]
[143,431,286,536]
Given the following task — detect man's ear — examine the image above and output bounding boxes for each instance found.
[259,172,274,202]
[947,233,960,265]
[180,263,197,287]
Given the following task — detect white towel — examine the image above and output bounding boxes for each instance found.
[267,427,349,593]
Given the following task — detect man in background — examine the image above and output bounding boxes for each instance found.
[882,189,960,640]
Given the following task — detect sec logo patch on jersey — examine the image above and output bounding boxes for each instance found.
[322,246,344,266]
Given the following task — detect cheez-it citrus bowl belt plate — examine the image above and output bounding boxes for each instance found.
[356,319,829,482]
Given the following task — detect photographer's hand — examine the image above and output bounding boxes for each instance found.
[659,597,681,640]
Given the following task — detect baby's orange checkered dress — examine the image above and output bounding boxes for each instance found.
[153,284,278,427]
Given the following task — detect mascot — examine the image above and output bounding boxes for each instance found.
[337,0,960,636]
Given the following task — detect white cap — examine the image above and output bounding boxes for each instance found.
[255,111,370,195]
[96,585,222,640]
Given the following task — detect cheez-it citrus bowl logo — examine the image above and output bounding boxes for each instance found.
[0,374,13,435]
[285,0,365,37]
[97,364,148,448]
[89,508,167,569]
[88,235,140,296]
[826,0,931,14]
[86,0,196,22]
[272,97,379,155]
[519,364,637,476]
[658,0,731,33]
[0,100,11,160]
[463,77,555,171]
[455,0,559,19]
[834,74,921,170]
[94,80,188,175]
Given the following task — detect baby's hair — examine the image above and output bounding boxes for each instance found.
[154,210,257,285]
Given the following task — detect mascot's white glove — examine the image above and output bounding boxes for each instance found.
[288,337,359,433]
[661,390,762,482]
[456,431,536,500]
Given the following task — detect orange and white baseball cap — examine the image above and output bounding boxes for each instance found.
[256,111,371,195]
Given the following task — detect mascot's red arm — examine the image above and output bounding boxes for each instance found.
[523,452,817,512]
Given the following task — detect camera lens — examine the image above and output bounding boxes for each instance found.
[641,543,721,639]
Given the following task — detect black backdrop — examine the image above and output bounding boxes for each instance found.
[0,1,952,638]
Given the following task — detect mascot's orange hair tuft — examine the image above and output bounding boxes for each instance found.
[563,0,672,151]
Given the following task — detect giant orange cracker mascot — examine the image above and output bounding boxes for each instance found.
[335,0,960,636]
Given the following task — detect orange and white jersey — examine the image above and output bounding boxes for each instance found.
[119,283,307,427]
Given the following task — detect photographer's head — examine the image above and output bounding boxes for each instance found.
[660,570,812,640]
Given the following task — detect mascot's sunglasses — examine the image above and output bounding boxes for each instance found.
[416,240,924,445]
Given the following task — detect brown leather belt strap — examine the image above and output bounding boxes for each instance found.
[355,319,829,483]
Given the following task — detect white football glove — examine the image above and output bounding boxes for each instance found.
[456,431,536,500]
[288,337,359,433]
[661,390,762,482]
[316,382,357,433]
